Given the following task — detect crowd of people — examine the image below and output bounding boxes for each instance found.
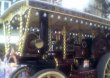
[0,47,18,78]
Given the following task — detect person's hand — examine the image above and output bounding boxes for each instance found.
[10,63,18,68]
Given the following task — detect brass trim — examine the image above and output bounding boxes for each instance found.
[21,8,31,56]
[54,57,59,67]
[30,6,110,26]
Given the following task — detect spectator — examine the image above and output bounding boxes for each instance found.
[0,58,5,78]
[5,46,18,78]
[8,47,18,67]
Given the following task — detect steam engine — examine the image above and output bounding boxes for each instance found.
[1,0,110,78]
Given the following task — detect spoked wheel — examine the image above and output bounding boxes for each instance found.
[10,66,34,78]
[33,69,67,78]
[97,52,110,78]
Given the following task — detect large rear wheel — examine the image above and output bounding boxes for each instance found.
[97,52,110,78]
[32,69,67,78]
[92,35,108,60]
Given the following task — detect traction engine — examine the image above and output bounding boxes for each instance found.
[1,0,110,78]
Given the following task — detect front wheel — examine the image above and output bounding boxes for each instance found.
[32,69,67,78]
[9,66,35,78]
